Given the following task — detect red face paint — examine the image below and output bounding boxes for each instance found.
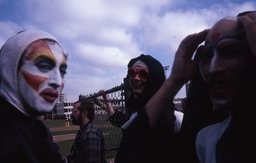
[21,70,47,92]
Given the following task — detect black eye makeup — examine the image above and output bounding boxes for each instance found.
[201,36,249,60]
[217,40,249,58]
[60,64,67,77]
[34,56,55,72]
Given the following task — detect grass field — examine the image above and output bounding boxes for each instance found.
[43,119,74,156]
[43,118,122,160]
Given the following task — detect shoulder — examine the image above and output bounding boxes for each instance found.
[195,116,232,163]
[81,122,103,137]
[196,115,232,150]
[198,116,232,138]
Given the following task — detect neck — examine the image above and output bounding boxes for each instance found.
[80,118,90,127]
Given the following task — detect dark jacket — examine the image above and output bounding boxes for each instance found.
[114,54,178,163]
[68,122,107,163]
[0,97,64,163]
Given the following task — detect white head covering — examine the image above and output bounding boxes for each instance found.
[0,29,60,116]
[132,60,148,69]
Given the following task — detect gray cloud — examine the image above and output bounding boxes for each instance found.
[0,0,255,101]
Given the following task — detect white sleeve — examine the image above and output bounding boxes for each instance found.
[196,130,205,163]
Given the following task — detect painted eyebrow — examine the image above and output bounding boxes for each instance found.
[33,54,56,65]
[214,35,244,43]
[206,35,247,47]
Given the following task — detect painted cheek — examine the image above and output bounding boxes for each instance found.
[21,70,48,92]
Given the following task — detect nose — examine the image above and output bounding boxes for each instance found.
[48,69,62,89]
[132,73,141,80]
[209,50,223,73]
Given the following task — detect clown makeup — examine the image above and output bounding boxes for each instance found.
[128,65,149,97]
[199,36,251,109]
[18,39,67,114]
[199,36,250,80]
[128,67,149,80]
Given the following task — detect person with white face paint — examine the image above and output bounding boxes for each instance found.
[0,29,67,163]
[18,39,67,115]
[143,11,256,163]
[195,12,256,163]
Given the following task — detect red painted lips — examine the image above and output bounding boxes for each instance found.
[39,88,58,102]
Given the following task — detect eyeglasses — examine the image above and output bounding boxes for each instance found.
[200,36,250,63]
[128,67,149,79]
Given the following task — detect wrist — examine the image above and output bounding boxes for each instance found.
[106,103,115,115]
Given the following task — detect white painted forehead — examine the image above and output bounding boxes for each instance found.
[223,16,237,21]
[132,60,148,69]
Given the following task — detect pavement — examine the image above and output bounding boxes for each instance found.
[53,133,76,142]
[50,126,79,143]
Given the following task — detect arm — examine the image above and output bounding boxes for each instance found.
[94,90,115,116]
[94,90,126,127]
[145,29,209,128]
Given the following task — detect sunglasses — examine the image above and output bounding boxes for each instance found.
[128,67,149,79]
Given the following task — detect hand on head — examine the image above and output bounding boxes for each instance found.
[170,29,209,85]
[237,11,256,58]
[98,90,108,100]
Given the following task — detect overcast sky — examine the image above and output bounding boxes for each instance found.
[0,0,255,101]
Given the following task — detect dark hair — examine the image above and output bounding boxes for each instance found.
[78,100,95,121]
[237,10,256,17]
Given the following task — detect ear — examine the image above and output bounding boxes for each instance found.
[81,110,88,118]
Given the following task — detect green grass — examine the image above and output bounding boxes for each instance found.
[57,140,74,156]
[57,139,118,159]
[43,116,122,160]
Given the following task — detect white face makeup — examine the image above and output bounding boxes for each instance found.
[128,65,149,97]
[18,39,67,114]
[199,18,251,110]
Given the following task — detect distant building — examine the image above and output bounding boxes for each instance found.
[45,93,75,119]
[173,98,186,112]
[63,101,74,119]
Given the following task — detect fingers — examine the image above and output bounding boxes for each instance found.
[170,29,208,84]
[93,98,101,106]
[194,45,205,62]
[98,90,105,94]
[98,90,107,99]
[238,13,256,28]
[177,29,209,60]
[238,12,256,58]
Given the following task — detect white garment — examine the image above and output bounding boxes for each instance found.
[174,110,184,132]
[121,112,138,129]
[121,110,184,131]
[196,116,232,163]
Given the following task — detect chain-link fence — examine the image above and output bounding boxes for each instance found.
[79,84,126,160]
[79,82,185,161]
